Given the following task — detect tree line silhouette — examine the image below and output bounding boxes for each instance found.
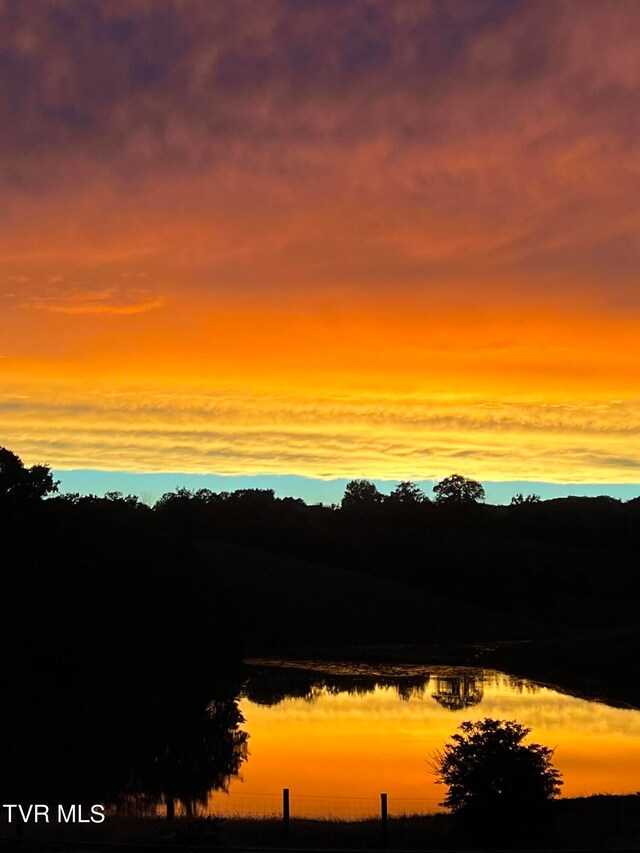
[3,445,640,637]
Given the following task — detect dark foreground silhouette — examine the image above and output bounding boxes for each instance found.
[3,446,640,849]
[9,797,640,851]
[1,448,248,817]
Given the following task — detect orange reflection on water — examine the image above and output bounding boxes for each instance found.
[207,671,640,818]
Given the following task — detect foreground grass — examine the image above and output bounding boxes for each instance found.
[4,796,640,851]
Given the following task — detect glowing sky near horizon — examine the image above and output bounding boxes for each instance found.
[1,0,640,486]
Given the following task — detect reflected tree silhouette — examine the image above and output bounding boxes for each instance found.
[130,698,249,820]
[431,674,484,711]
[244,665,491,709]
[396,679,428,701]
[507,675,541,695]
[243,666,436,705]
[1,684,249,821]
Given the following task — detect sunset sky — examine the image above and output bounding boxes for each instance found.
[1,0,639,502]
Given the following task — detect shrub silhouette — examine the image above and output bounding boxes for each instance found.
[433,718,562,815]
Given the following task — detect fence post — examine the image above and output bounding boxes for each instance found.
[380,792,388,845]
[282,787,290,842]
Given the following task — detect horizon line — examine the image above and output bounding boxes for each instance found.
[53,469,640,506]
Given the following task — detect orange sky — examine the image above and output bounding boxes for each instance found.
[1,1,639,485]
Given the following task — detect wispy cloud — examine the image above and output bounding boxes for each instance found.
[21,282,165,315]
[30,297,164,315]
[2,382,639,482]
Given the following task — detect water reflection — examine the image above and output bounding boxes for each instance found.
[127,697,249,820]
[243,664,546,711]
[213,662,640,816]
[243,663,491,709]
[5,662,640,821]
[1,682,249,821]
[431,673,484,710]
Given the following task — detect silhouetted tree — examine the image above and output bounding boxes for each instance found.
[433,474,485,505]
[511,492,541,505]
[103,490,147,508]
[0,446,58,501]
[432,718,562,815]
[137,697,249,821]
[387,481,427,504]
[341,479,383,509]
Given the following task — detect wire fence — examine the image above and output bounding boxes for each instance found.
[203,789,442,820]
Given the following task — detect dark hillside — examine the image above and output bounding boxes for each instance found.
[196,540,546,651]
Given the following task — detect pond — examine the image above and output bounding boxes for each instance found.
[205,661,640,819]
